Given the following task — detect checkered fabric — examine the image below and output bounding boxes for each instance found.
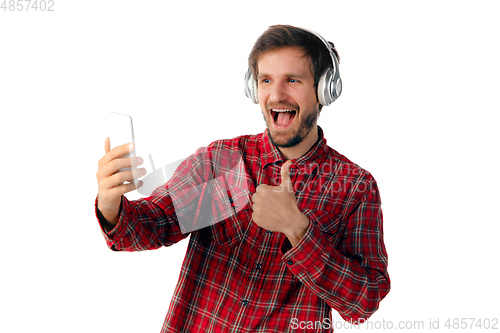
[96,127,390,332]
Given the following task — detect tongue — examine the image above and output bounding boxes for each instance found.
[277,112,294,126]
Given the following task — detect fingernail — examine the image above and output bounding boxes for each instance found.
[129,143,135,151]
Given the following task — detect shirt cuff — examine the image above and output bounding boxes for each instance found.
[281,219,328,276]
[94,196,129,250]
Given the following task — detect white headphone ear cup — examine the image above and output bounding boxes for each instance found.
[317,68,339,106]
[244,70,259,104]
[317,72,329,106]
[251,78,258,104]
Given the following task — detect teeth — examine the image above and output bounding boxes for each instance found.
[272,108,294,112]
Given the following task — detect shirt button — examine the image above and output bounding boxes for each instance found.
[242,300,249,306]
[229,197,234,204]
[256,264,262,270]
[266,230,273,234]
[286,260,293,265]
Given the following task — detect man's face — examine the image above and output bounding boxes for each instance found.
[257,46,320,148]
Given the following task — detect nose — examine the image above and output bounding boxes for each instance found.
[269,81,288,103]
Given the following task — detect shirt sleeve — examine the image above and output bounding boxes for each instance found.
[94,143,253,252]
[95,192,188,252]
[281,177,390,323]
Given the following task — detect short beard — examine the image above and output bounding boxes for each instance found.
[267,107,318,148]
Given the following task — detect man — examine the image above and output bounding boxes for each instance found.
[96,25,390,332]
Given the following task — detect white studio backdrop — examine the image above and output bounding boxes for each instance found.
[1,1,499,332]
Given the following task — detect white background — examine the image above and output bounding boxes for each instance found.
[1,1,499,332]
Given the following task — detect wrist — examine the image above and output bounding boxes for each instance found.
[96,206,119,232]
[102,210,119,225]
[284,212,310,247]
[97,195,121,225]
[97,199,121,226]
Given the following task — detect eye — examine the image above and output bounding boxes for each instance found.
[289,78,299,83]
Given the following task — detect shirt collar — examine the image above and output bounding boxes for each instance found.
[260,126,328,175]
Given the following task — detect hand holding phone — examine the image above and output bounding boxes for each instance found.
[108,112,137,181]
[96,113,145,225]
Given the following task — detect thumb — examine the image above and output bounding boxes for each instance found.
[280,160,293,191]
[105,137,110,153]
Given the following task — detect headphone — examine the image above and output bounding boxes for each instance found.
[244,28,342,106]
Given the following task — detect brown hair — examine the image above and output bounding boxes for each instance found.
[248,25,340,89]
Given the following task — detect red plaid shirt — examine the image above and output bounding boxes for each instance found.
[96,127,390,332]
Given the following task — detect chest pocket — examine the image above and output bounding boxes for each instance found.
[303,210,343,243]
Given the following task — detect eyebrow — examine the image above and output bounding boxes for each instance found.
[256,73,308,80]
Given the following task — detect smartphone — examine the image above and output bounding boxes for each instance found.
[108,112,137,183]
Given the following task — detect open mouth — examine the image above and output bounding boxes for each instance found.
[271,108,297,127]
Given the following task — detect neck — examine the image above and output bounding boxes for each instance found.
[278,125,319,160]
